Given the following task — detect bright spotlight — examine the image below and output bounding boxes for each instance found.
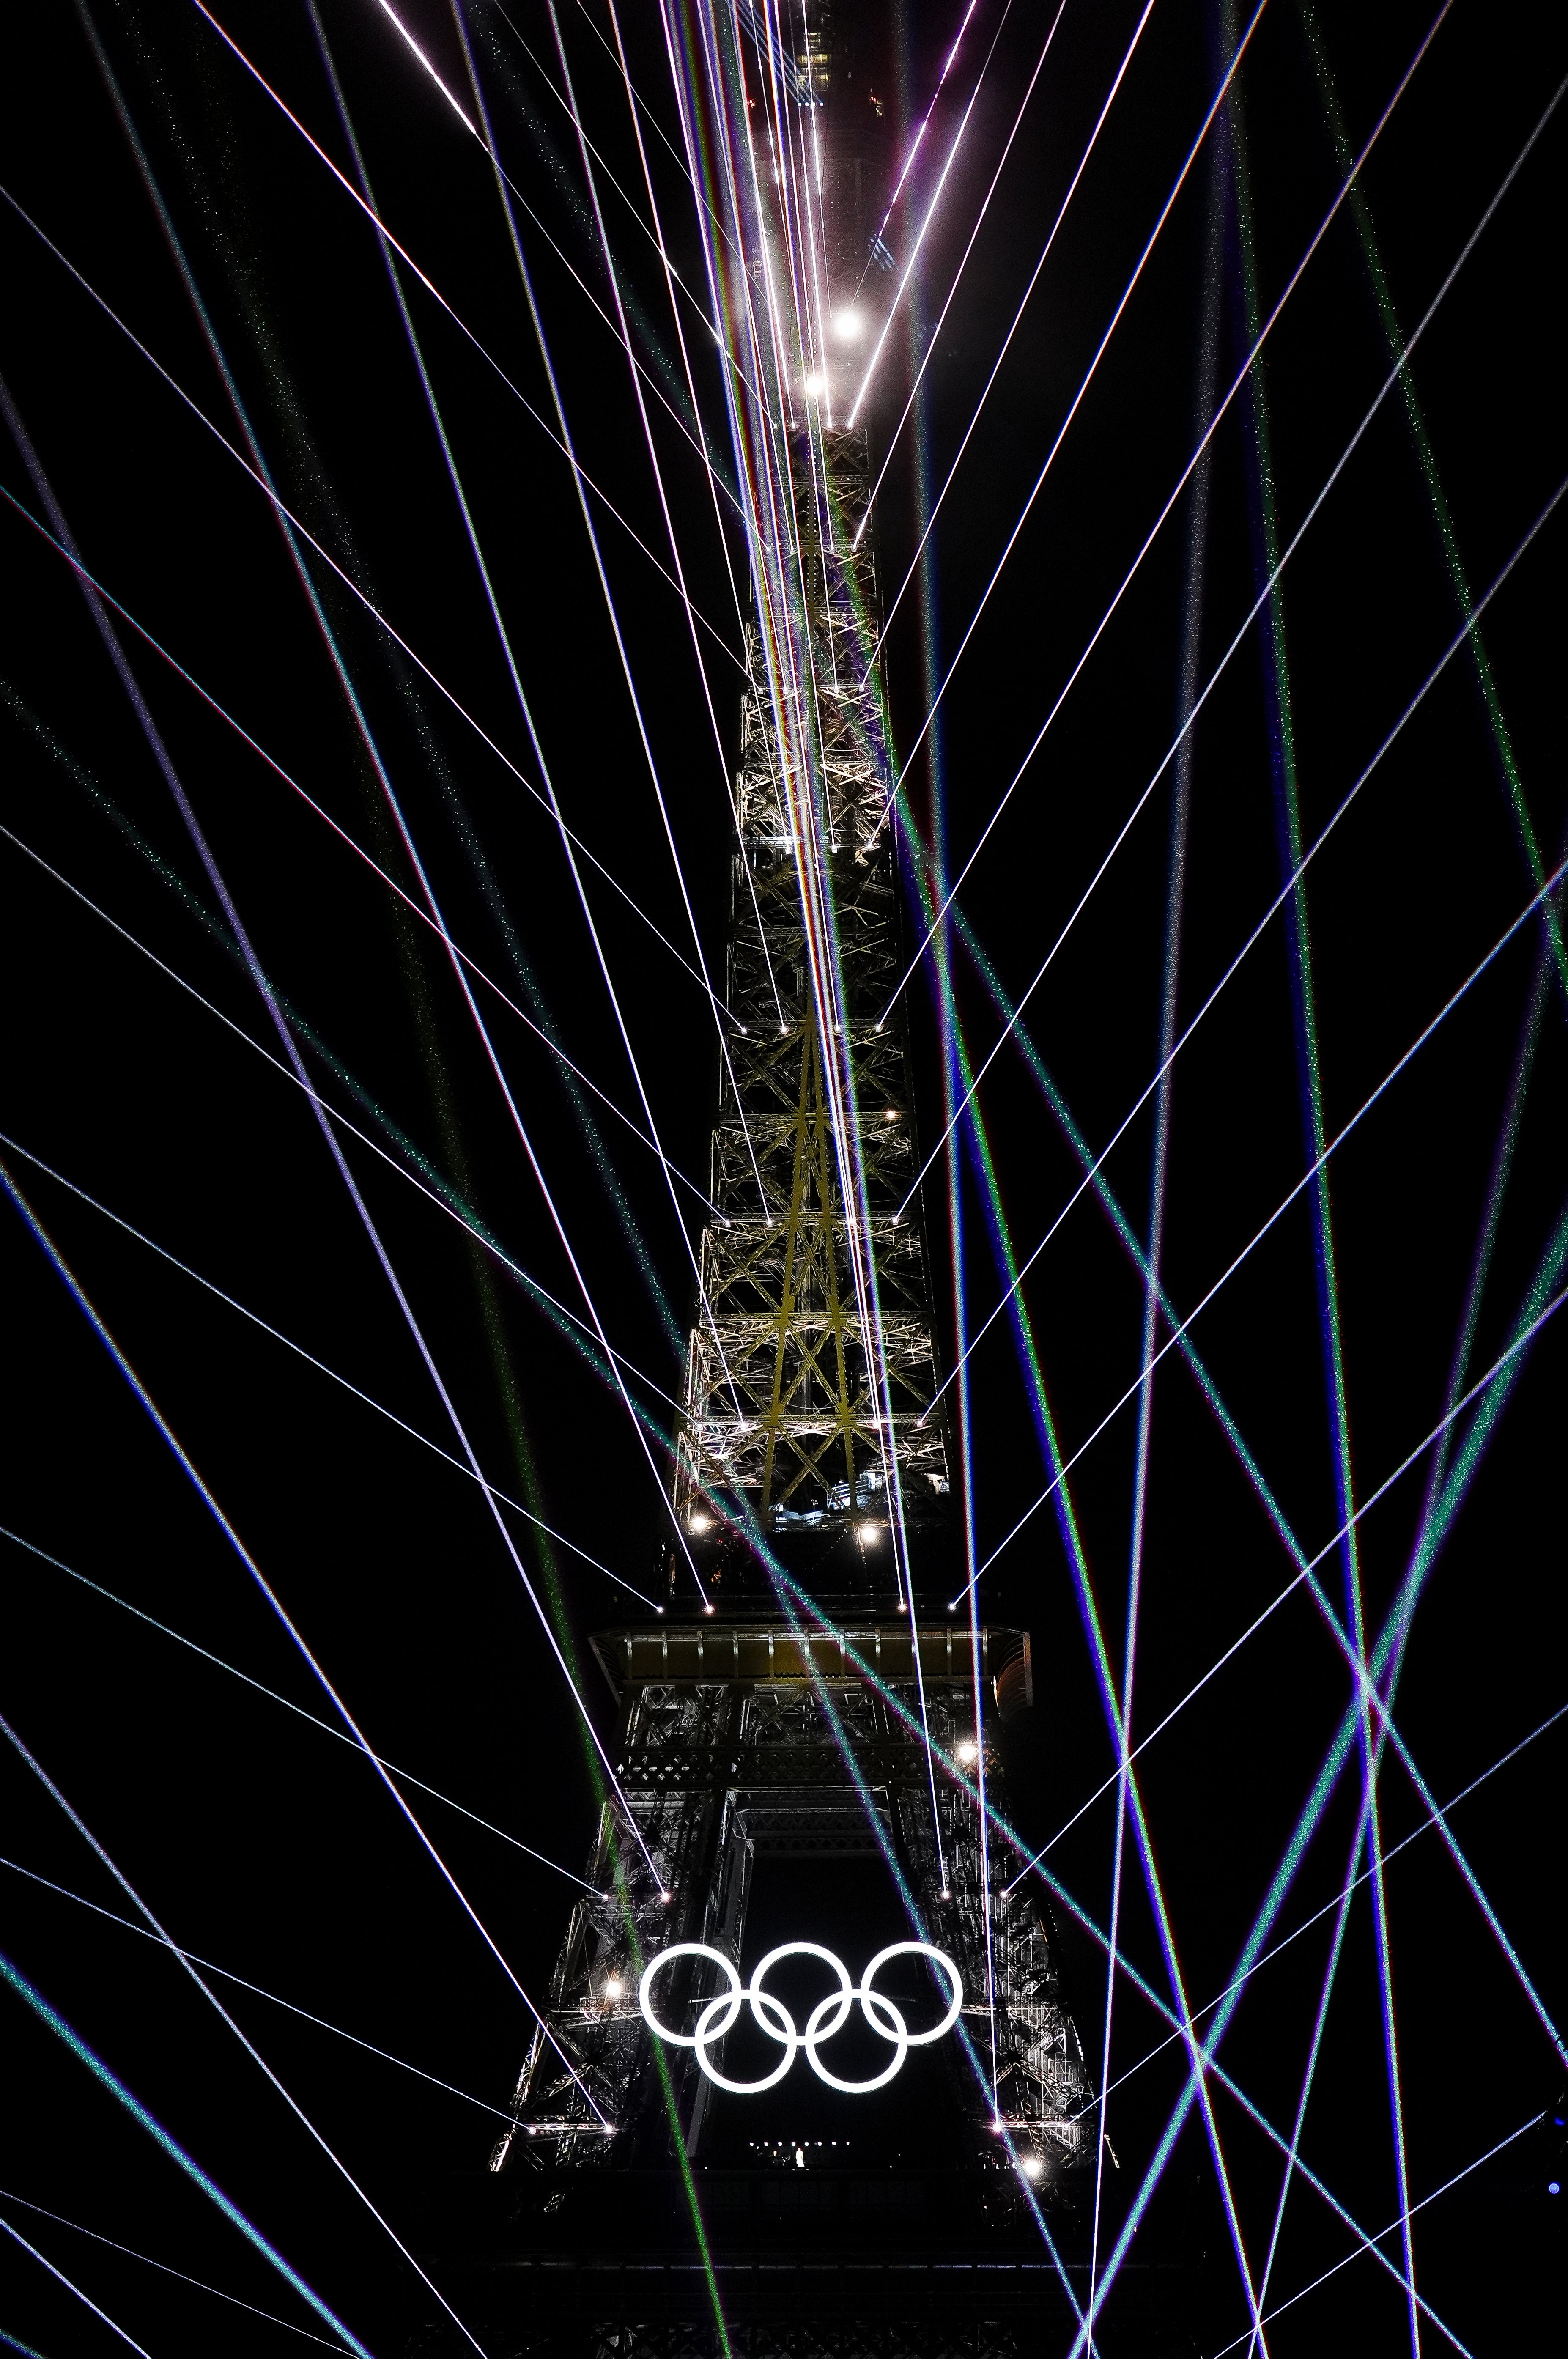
[856,1521,881,1543]
[604,1976,623,2000]
[1022,2155,1044,2181]
[955,1738,979,1766]
[802,373,826,399]
[689,1511,713,1533]
[831,307,866,343]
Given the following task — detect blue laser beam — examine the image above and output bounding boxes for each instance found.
[883,0,1516,1027]
[0,1130,663,1615]
[0,1852,517,2129]
[0,2189,342,2349]
[961,845,1568,1587]
[0,815,685,1429]
[0,1951,375,2356]
[0,1158,626,2093]
[0,2213,153,2359]
[0,1520,604,1892]
[0,1712,488,2350]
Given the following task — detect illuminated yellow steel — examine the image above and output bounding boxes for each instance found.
[674,429,948,1531]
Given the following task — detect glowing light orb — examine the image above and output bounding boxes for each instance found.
[689,1511,713,1533]
[955,1738,979,1766]
[831,307,866,342]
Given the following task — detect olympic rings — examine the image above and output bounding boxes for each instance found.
[638,1940,963,2093]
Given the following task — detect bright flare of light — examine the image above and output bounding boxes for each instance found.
[605,1976,623,1999]
[857,1522,881,1543]
[689,1511,713,1532]
[832,307,866,343]
[870,0,983,240]
[368,0,480,139]
[847,50,994,427]
[801,373,826,399]
[955,1738,979,1765]
[1023,2156,1045,2181]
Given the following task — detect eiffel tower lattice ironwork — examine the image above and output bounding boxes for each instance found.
[426,4,1106,2351]
[471,278,1094,2359]
[673,425,950,1547]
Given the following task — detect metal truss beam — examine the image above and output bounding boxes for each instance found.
[675,429,949,1536]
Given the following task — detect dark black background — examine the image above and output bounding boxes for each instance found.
[1,0,1563,2352]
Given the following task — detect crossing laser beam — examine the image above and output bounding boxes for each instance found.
[0,1948,375,2356]
[921,461,1568,1387]
[857,0,1070,541]
[0,196,745,1019]
[958,845,1568,1588]
[0,1713,487,2354]
[880,0,1468,1022]
[0,1853,519,2131]
[1207,2115,1541,2359]
[0,817,687,1431]
[0,2211,154,2359]
[0,2184,340,2351]
[1,1520,610,1889]
[3,361,712,1654]
[1088,1698,1568,2116]
[0,1159,640,2071]
[846,0,1016,426]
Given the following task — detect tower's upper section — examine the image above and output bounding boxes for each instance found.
[672,433,949,1580]
[665,0,950,1602]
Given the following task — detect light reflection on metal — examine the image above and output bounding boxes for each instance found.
[671,430,949,1539]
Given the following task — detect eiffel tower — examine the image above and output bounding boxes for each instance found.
[421,8,1102,2353]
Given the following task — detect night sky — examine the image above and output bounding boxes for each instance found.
[1,0,1564,2353]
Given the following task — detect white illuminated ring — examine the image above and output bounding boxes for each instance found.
[863,1942,965,2044]
[805,1981,907,2093]
[638,1940,962,2092]
[639,1944,743,2048]
[694,1976,794,2093]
